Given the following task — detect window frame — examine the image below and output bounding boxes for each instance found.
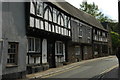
[78,25,83,38]
[27,37,41,53]
[7,42,19,66]
[56,41,64,55]
[36,2,43,17]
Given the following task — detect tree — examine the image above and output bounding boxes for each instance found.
[111,31,120,53]
[80,1,113,22]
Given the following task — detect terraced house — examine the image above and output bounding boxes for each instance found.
[1,0,109,79]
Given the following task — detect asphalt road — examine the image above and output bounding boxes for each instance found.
[48,56,118,78]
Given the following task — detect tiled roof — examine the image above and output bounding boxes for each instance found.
[48,0,107,31]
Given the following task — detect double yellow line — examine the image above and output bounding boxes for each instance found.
[41,65,81,78]
[42,64,118,78]
[99,64,118,75]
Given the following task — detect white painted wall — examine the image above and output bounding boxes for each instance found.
[63,43,65,62]
[42,39,47,63]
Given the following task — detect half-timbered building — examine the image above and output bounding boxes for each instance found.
[92,24,108,57]
[25,1,71,73]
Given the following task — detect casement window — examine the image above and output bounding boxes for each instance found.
[7,42,18,65]
[55,25,59,33]
[97,31,99,35]
[103,32,105,37]
[63,29,66,35]
[87,29,91,43]
[57,14,64,26]
[95,29,97,35]
[57,15,61,25]
[37,2,43,17]
[61,17,64,26]
[68,31,71,36]
[52,24,55,32]
[87,29,91,39]
[98,31,100,35]
[44,8,52,21]
[41,20,44,29]
[45,21,52,31]
[30,2,35,14]
[30,17,34,27]
[34,18,44,29]
[75,46,80,55]
[64,16,68,27]
[35,19,40,29]
[105,33,108,37]
[100,31,102,36]
[28,37,41,53]
[93,29,95,34]
[66,29,68,36]
[84,46,87,54]
[68,20,71,29]
[53,9,57,23]
[45,21,49,31]
[56,42,63,55]
[44,9,49,20]
[79,27,83,37]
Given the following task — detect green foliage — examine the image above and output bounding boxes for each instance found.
[111,31,120,52]
[80,1,113,22]
[109,23,119,33]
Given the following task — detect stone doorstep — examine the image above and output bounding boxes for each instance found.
[26,56,116,79]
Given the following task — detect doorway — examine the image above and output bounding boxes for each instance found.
[47,40,56,68]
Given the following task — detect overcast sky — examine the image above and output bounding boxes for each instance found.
[65,0,118,22]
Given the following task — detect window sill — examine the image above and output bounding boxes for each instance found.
[6,64,18,68]
[78,36,82,38]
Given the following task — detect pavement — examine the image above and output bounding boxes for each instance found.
[97,67,120,80]
[20,56,119,80]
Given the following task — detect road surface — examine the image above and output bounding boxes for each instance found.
[44,56,118,78]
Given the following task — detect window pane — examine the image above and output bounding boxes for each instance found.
[28,38,32,51]
[58,15,61,25]
[49,10,52,21]
[35,38,41,52]
[49,23,51,32]
[30,2,35,14]
[7,42,18,64]
[30,17,34,27]
[41,20,44,30]
[45,21,49,31]
[68,20,71,29]
[56,42,63,55]
[52,25,55,32]
[37,2,43,17]
[55,25,58,33]
[36,19,40,29]
[53,9,57,23]
[44,9,49,20]
[61,17,64,26]
[31,38,34,51]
